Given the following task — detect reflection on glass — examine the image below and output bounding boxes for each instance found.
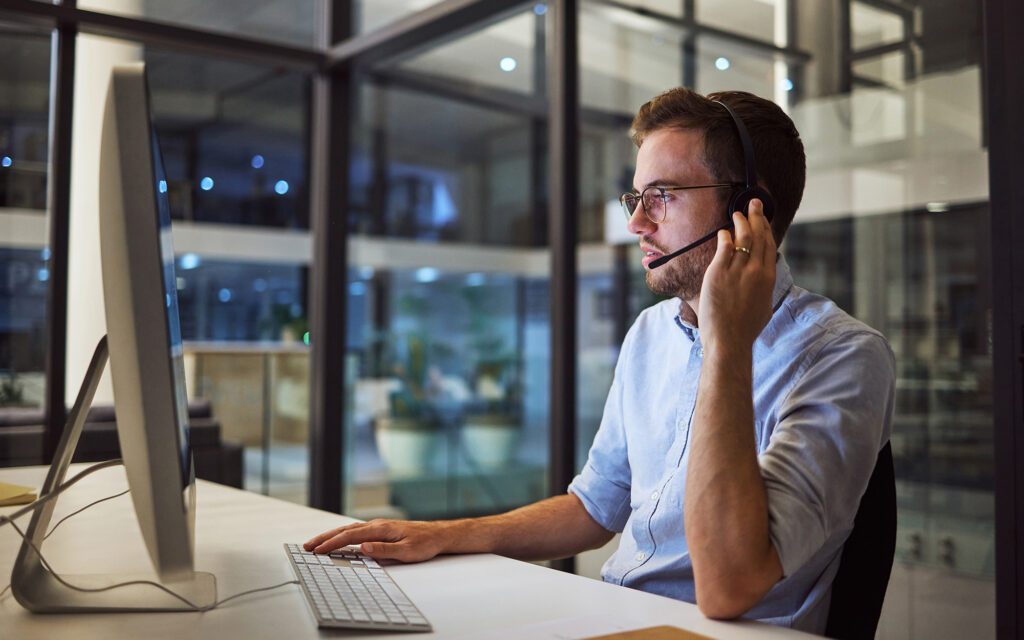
[397,12,537,95]
[852,1,906,50]
[696,0,779,43]
[580,2,684,113]
[77,0,316,47]
[351,82,534,246]
[0,32,50,426]
[346,8,549,522]
[145,49,309,229]
[0,33,50,212]
[357,0,449,33]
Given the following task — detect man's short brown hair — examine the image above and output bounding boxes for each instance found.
[630,87,806,245]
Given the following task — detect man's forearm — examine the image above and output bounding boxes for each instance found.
[439,494,614,561]
[685,344,780,616]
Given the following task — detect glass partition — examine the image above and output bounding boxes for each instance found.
[77,0,317,47]
[344,7,551,521]
[574,1,993,637]
[0,29,51,466]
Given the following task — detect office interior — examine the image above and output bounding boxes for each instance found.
[1,0,1021,638]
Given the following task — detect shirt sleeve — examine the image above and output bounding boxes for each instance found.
[760,331,896,578]
[568,332,635,533]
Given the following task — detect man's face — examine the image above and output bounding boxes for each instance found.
[628,128,727,301]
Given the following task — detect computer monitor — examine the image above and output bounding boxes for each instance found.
[11,62,215,611]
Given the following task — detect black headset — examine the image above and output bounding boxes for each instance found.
[648,99,775,269]
[717,100,775,224]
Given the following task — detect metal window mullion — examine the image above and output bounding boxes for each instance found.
[307,0,351,513]
[42,4,76,463]
[985,0,1024,637]
[547,0,578,574]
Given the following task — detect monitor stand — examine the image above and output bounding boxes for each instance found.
[10,336,217,612]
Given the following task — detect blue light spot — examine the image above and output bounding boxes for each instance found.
[252,278,268,292]
[534,3,547,15]
[274,180,289,195]
[158,180,168,193]
[499,57,517,72]
[200,177,214,191]
[466,273,486,287]
[359,266,375,280]
[180,253,201,270]
[1,156,12,168]
[251,154,265,169]
[38,268,49,282]
[41,247,51,261]
[715,57,730,71]
[781,78,794,92]
[349,282,367,296]
[218,288,232,303]
[415,267,440,283]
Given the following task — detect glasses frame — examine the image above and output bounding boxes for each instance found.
[620,183,740,224]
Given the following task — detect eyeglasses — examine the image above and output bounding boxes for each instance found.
[620,183,739,224]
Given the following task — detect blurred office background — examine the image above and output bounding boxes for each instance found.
[0,1,992,637]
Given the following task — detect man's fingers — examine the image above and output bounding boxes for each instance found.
[304,523,361,550]
[732,211,754,263]
[315,522,401,554]
[713,228,734,270]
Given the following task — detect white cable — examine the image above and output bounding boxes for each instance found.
[0,462,299,611]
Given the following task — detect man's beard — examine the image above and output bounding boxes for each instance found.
[644,236,717,300]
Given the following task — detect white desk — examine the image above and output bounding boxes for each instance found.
[1,465,815,639]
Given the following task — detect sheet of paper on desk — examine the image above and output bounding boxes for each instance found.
[0,481,37,506]
[457,613,714,640]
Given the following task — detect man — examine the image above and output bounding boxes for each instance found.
[305,88,896,634]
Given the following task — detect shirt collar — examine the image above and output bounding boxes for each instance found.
[673,252,795,341]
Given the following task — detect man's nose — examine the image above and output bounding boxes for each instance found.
[626,202,656,236]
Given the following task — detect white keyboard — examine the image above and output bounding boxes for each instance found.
[284,543,432,632]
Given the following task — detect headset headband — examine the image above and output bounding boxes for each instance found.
[715,100,758,190]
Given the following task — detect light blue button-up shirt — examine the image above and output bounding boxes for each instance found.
[569,254,896,634]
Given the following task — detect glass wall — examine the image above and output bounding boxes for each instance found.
[146,46,314,502]
[573,0,993,638]
[63,33,314,501]
[76,0,317,47]
[0,3,1004,636]
[0,28,51,465]
[344,7,551,521]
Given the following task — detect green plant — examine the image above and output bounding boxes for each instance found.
[460,286,521,424]
[383,333,451,431]
[0,372,25,406]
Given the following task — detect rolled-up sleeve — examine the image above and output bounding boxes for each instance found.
[760,331,896,578]
[568,336,634,533]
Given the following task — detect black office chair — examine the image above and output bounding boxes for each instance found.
[824,441,896,640]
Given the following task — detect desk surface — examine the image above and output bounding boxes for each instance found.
[1,465,814,639]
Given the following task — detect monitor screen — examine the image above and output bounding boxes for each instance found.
[152,130,191,487]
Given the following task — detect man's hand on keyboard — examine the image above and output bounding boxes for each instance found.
[305,519,449,563]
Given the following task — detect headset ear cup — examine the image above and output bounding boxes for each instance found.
[729,187,776,223]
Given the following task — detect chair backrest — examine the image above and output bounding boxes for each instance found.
[825,441,896,640]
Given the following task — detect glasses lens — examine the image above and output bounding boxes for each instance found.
[642,187,666,223]
[621,194,638,219]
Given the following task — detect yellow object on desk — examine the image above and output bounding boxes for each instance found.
[0,481,37,507]
[585,625,715,640]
